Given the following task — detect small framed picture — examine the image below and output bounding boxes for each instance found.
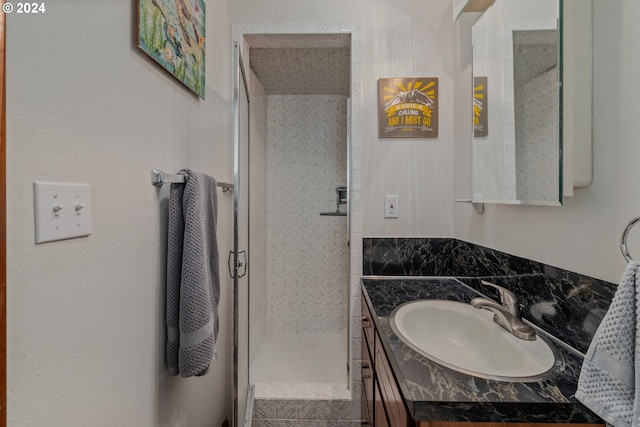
[474,76,488,137]
[378,77,439,138]
[137,0,206,99]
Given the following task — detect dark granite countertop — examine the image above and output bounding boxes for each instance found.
[362,277,603,424]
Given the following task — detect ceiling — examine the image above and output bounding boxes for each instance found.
[245,34,351,95]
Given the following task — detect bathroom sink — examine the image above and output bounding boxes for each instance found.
[389,300,562,382]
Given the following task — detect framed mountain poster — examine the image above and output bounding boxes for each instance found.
[474,76,488,137]
[378,77,439,138]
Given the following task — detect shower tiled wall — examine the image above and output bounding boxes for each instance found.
[267,94,349,334]
[515,67,559,201]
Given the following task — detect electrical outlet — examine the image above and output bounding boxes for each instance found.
[384,195,399,218]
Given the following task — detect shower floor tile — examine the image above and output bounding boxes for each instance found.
[251,333,349,399]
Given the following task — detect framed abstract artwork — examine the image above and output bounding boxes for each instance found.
[137,0,206,99]
[378,77,439,138]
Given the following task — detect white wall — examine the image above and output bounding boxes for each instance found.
[455,0,640,284]
[230,0,457,239]
[7,1,232,426]
[515,68,558,202]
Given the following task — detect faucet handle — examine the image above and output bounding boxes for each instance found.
[480,280,520,316]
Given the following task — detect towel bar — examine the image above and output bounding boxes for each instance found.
[151,169,234,192]
[621,216,640,262]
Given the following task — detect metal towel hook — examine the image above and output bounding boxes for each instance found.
[621,216,640,262]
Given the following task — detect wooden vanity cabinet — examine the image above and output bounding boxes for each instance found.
[362,292,411,426]
[361,314,374,424]
[361,294,375,425]
[376,332,409,426]
[419,423,604,427]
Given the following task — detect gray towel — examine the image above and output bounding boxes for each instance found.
[166,169,220,377]
[576,261,640,427]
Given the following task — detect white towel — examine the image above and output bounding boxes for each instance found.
[576,261,640,427]
[166,169,220,377]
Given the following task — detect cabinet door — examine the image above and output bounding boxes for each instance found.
[374,381,391,427]
[362,294,375,352]
[362,338,374,425]
[362,293,375,425]
[375,333,409,427]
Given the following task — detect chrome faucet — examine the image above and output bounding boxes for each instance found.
[470,280,536,341]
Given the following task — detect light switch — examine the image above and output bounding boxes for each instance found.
[34,182,92,244]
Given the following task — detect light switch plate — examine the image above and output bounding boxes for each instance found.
[384,195,399,218]
[34,182,92,244]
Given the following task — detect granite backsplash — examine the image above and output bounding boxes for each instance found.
[362,238,617,354]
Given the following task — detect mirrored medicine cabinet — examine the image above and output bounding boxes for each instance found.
[468,0,592,206]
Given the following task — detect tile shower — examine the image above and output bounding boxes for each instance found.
[248,73,350,400]
[234,27,363,426]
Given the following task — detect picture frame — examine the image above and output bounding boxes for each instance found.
[137,0,206,99]
[378,77,439,138]
[473,76,488,137]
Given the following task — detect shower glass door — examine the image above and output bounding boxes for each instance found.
[233,42,251,427]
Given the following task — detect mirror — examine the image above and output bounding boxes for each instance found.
[471,0,562,205]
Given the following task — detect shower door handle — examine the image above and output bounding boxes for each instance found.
[238,250,248,278]
[228,250,248,279]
